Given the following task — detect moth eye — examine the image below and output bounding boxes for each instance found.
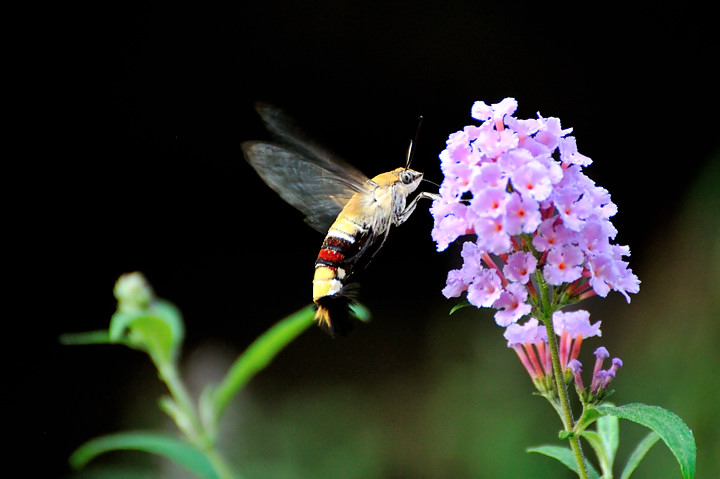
[401,171,414,184]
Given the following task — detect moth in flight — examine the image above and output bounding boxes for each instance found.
[242,103,439,336]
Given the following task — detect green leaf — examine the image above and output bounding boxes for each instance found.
[593,403,696,479]
[350,302,372,323]
[68,466,158,479]
[59,330,111,345]
[209,304,315,422]
[449,300,471,315]
[109,300,184,361]
[574,404,603,435]
[620,431,660,479]
[69,430,220,479]
[597,411,619,464]
[527,445,600,479]
[581,413,619,477]
[150,300,185,347]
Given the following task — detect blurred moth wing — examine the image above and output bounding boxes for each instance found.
[241,141,368,233]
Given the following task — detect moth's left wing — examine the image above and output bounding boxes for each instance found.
[242,141,369,233]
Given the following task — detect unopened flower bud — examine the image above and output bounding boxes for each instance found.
[114,272,154,312]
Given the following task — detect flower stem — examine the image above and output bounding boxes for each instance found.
[156,357,239,479]
[533,270,589,478]
[156,358,205,445]
[205,448,241,479]
[543,311,589,479]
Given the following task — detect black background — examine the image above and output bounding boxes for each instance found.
[21,2,717,477]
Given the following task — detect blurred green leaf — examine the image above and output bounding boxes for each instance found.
[69,430,220,479]
[620,431,660,479]
[150,300,184,345]
[59,330,111,345]
[209,304,315,423]
[593,403,696,479]
[527,445,600,479]
[68,465,158,479]
[350,302,372,323]
[109,300,184,361]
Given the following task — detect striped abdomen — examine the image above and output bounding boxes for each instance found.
[313,214,369,336]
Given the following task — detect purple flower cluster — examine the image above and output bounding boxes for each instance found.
[431,98,640,327]
[504,311,622,398]
[504,311,601,389]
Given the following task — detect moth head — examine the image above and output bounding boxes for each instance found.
[395,167,423,193]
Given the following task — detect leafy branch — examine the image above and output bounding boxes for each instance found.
[61,272,358,479]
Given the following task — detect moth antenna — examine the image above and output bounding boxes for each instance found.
[405,115,424,169]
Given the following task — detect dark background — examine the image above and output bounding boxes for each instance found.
[24,2,717,477]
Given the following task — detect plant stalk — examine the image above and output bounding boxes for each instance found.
[156,358,205,445]
[540,302,589,479]
[205,448,240,479]
[535,271,589,479]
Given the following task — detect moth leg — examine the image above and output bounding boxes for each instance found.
[395,191,441,225]
[369,226,392,261]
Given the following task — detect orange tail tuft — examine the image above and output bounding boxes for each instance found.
[314,295,354,337]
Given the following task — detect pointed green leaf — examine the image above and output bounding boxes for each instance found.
[210,304,315,422]
[597,412,619,464]
[580,431,606,473]
[449,300,471,315]
[594,403,696,479]
[69,431,220,479]
[527,445,600,479]
[620,431,660,479]
[581,412,619,476]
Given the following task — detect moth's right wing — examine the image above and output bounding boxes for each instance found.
[242,141,369,233]
[253,102,368,181]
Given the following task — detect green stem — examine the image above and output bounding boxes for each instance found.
[150,305,316,479]
[205,448,240,479]
[535,271,589,479]
[156,358,205,445]
[157,358,240,479]
[544,314,589,479]
[535,270,553,315]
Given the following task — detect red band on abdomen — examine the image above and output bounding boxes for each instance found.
[318,248,345,263]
